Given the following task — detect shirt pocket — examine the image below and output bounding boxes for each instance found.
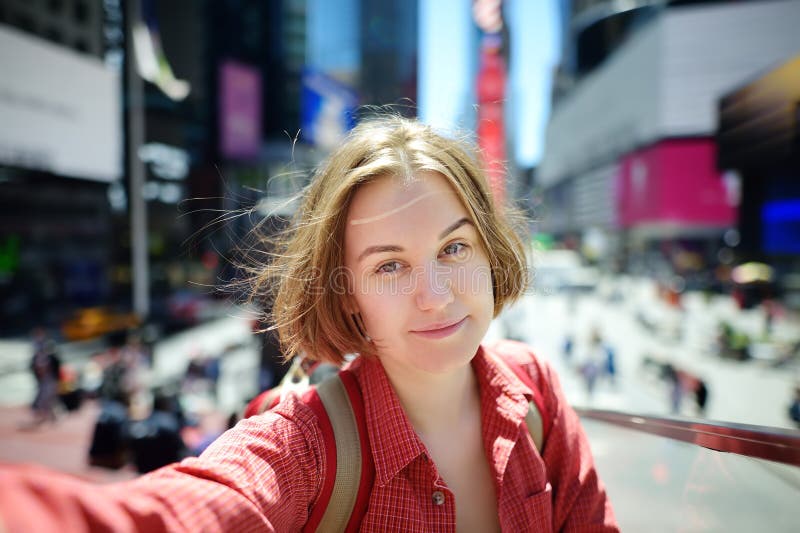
[521,482,553,532]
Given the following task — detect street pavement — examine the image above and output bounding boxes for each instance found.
[0,402,138,483]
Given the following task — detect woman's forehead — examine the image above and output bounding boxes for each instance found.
[346,171,469,227]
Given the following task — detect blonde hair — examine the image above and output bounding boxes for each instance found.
[254,115,529,365]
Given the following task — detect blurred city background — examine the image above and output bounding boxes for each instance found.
[1,0,799,530]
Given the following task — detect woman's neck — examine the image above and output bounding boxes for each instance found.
[379,356,481,437]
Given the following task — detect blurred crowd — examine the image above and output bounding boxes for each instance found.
[18,326,245,475]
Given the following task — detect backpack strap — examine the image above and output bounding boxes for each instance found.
[339,370,373,532]
[302,369,373,533]
[492,349,552,452]
[524,396,545,452]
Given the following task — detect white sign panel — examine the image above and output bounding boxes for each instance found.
[0,24,121,181]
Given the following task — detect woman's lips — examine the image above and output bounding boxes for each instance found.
[410,317,468,339]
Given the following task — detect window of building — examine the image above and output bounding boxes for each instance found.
[73,0,89,24]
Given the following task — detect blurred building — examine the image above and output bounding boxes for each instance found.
[304,0,417,143]
[360,1,418,110]
[223,0,419,225]
[0,0,316,331]
[0,0,120,333]
[206,0,311,235]
[717,55,800,306]
[539,0,800,280]
[0,0,105,54]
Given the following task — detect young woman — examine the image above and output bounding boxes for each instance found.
[0,116,618,532]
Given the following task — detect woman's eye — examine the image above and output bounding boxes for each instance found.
[442,242,468,257]
[376,261,401,274]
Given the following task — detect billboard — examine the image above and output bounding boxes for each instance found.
[617,139,737,230]
[0,24,121,182]
[717,55,800,171]
[218,60,262,160]
[763,200,800,255]
[301,68,357,150]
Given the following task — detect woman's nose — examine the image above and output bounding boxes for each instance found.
[414,262,455,311]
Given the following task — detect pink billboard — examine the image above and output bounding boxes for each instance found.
[617,139,737,229]
[219,61,262,160]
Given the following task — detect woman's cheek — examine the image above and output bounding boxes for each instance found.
[370,275,403,300]
[459,260,490,296]
[361,294,400,341]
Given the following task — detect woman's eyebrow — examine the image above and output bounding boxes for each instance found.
[439,217,473,239]
[357,217,474,262]
[358,244,403,262]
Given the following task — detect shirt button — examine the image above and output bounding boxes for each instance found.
[432,490,445,506]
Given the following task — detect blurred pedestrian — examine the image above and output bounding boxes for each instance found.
[126,392,188,473]
[99,346,132,406]
[23,328,61,428]
[789,386,800,429]
[563,333,574,363]
[580,330,605,401]
[80,354,105,398]
[182,407,230,457]
[695,379,709,416]
[604,344,617,387]
[122,333,152,418]
[580,358,600,401]
[88,399,129,470]
[57,363,83,412]
[182,349,220,401]
[761,298,784,337]
[204,351,222,400]
[661,363,683,414]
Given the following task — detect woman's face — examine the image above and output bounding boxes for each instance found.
[343,171,494,375]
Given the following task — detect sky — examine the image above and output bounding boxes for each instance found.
[506,0,560,167]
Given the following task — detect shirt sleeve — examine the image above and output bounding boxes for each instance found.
[0,399,324,533]
[535,358,619,532]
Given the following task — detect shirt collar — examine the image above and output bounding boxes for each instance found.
[349,343,533,488]
[351,355,428,487]
[472,343,536,488]
[472,343,534,409]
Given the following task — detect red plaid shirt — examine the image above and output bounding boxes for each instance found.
[0,340,617,532]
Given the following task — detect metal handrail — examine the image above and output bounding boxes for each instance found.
[576,408,800,467]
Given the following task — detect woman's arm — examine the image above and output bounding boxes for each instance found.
[0,400,324,532]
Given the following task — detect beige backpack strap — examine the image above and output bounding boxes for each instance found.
[524,402,544,452]
[490,348,547,452]
[314,375,362,532]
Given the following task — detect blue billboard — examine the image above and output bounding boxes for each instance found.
[301,68,358,149]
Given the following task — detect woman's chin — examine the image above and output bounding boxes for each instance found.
[410,341,482,375]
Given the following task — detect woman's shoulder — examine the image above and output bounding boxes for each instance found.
[483,339,546,368]
[482,339,559,391]
[244,389,327,442]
